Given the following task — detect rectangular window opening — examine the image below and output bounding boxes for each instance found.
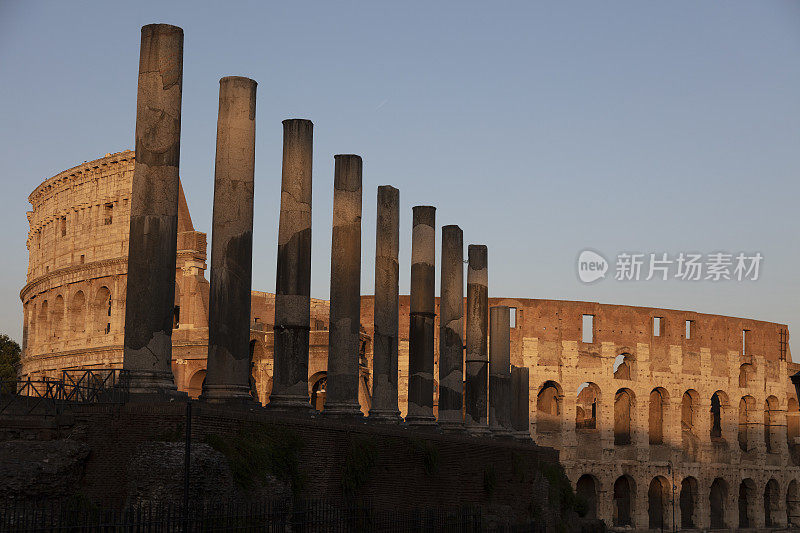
[103,203,113,225]
[653,317,662,337]
[582,314,594,343]
[60,216,67,237]
[685,320,692,340]
[743,329,750,356]
[509,307,517,328]
[79,254,85,264]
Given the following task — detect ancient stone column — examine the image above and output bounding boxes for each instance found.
[324,155,363,416]
[270,119,313,410]
[406,206,437,427]
[437,225,464,431]
[202,76,257,403]
[368,185,401,421]
[465,245,489,434]
[123,24,184,396]
[511,365,531,441]
[489,306,513,436]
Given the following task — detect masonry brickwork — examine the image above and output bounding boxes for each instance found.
[21,151,800,529]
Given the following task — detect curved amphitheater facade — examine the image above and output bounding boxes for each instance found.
[21,151,800,530]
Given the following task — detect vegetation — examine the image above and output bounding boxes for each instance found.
[538,461,587,518]
[408,436,440,475]
[205,423,306,496]
[341,434,379,496]
[0,334,21,393]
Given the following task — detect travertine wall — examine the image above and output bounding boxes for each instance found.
[21,152,800,530]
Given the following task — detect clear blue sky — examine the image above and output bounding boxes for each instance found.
[1,2,799,358]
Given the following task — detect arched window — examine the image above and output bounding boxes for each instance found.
[739,396,756,452]
[739,478,757,529]
[576,382,600,430]
[649,388,668,445]
[789,398,800,466]
[710,478,728,529]
[787,479,800,527]
[51,295,65,340]
[187,370,206,399]
[764,478,780,527]
[311,374,327,411]
[648,476,670,530]
[739,363,753,388]
[37,300,49,344]
[710,390,728,440]
[764,396,779,453]
[679,476,698,529]
[93,287,112,334]
[576,474,598,519]
[613,475,635,527]
[613,353,632,380]
[681,390,697,432]
[69,291,86,334]
[614,388,634,445]
[536,381,562,433]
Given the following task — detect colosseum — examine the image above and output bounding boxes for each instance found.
[20,150,800,530]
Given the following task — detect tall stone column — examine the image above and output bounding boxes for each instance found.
[406,206,437,427]
[123,24,184,396]
[489,306,513,436]
[324,155,363,416]
[437,225,464,431]
[368,186,401,421]
[202,76,257,403]
[465,245,489,434]
[511,365,531,440]
[270,119,313,410]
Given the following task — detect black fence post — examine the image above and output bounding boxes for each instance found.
[183,399,192,532]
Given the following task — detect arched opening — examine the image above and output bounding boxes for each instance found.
[710,477,728,529]
[764,478,780,527]
[68,291,86,335]
[680,476,698,529]
[789,398,800,466]
[710,390,728,441]
[536,381,562,433]
[51,295,64,340]
[613,353,632,380]
[311,374,327,411]
[576,382,600,430]
[187,370,206,399]
[614,388,634,446]
[648,476,670,530]
[649,388,668,445]
[92,286,112,334]
[37,300,49,345]
[739,395,756,452]
[764,395,779,454]
[682,389,700,461]
[787,479,800,527]
[738,363,752,388]
[576,474,598,519]
[613,475,634,527]
[739,478,757,529]
[681,390,697,431]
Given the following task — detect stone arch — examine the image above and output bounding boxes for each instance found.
[37,300,49,344]
[787,479,800,527]
[709,477,729,529]
[310,372,327,411]
[739,477,757,529]
[648,475,670,530]
[764,395,780,454]
[51,295,65,340]
[613,353,632,380]
[680,476,698,529]
[536,380,563,433]
[738,395,756,452]
[614,388,635,446]
[576,474,598,519]
[648,387,668,445]
[92,286,112,335]
[789,397,800,466]
[739,363,753,388]
[576,382,601,430]
[68,290,86,335]
[187,369,205,399]
[612,474,636,527]
[710,390,729,441]
[173,280,182,329]
[764,478,780,527]
[681,389,700,461]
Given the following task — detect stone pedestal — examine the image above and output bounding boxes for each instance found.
[511,365,531,441]
[437,225,464,431]
[123,24,185,397]
[368,186,401,421]
[465,245,489,435]
[203,76,257,403]
[324,155,363,417]
[489,306,513,436]
[270,119,314,411]
[406,206,437,427]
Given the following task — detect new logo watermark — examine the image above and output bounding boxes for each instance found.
[577,250,762,283]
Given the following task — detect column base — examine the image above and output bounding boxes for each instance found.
[438,421,466,433]
[323,402,364,417]
[367,409,402,422]
[267,394,312,412]
[465,424,491,437]
[122,370,187,401]
[490,426,515,438]
[200,384,256,404]
[406,415,438,428]
[513,431,532,442]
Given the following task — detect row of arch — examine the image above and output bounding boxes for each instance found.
[30,287,113,342]
[577,474,800,529]
[538,380,798,456]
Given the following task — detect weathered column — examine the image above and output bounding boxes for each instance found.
[368,185,401,421]
[511,365,531,440]
[437,225,464,431]
[465,245,489,434]
[269,119,313,410]
[123,24,184,396]
[202,76,257,403]
[324,155,363,416]
[489,306,513,436]
[406,206,437,427]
